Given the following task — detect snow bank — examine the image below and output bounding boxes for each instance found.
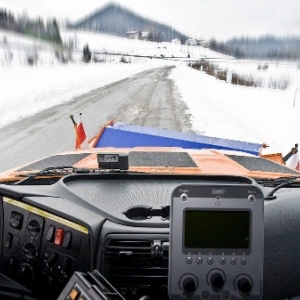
[169,64,300,155]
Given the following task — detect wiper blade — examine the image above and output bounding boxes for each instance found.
[13,166,149,185]
[262,176,300,200]
[256,176,300,187]
[13,166,87,185]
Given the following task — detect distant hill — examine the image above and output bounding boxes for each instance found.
[68,2,188,43]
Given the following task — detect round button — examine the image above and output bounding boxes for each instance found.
[230,257,237,265]
[186,257,193,264]
[181,193,188,201]
[201,290,210,299]
[241,258,247,265]
[220,257,226,265]
[197,257,203,265]
[248,195,256,202]
[221,290,230,299]
[207,257,213,265]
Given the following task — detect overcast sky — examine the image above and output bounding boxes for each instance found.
[1,0,300,40]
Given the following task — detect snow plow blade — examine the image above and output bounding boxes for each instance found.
[91,122,262,155]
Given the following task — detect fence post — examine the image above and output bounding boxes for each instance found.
[227,70,232,84]
[294,88,299,107]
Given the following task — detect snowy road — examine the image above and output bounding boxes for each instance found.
[0,66,191,172]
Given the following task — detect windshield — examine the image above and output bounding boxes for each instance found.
[0,0,300,175]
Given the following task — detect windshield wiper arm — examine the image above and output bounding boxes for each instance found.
[13,166,90,185]
[264,176,300,200]
[13,166,149,185]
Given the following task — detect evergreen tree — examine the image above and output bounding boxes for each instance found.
[83,44,92,63]
[52,19,62,44]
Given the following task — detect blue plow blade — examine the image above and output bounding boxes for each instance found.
[94,122,262,156]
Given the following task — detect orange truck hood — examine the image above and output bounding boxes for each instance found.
[0,147,299,183]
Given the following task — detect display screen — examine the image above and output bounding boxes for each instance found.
[184,210,250,249]
[98,154,119,163]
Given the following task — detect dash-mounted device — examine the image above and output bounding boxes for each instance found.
[97,153,129,170]
[168,184,264,300]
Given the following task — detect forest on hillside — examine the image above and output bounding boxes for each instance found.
[69,3,188,43]
[0,9,62,44]
[210,36,300,59]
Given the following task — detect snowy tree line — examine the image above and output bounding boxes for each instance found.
[210,36,300,59]
[0,9,62,44]
[188,59,291,90]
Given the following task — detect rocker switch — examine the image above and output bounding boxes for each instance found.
[54,228,64,246]
[46,225,55,242]
[63,231,72,249]
[5,233,13,249]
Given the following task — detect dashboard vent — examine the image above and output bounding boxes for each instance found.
[106,239,152,267]
[103,235,169,299]
[103,235,169,273]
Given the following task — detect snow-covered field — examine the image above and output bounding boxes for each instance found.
[170,65,300,155]
[1,29,300,157]
[61,29,230,59]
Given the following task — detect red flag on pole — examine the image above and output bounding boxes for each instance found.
[76,121,86,149]
[70,114,87,150]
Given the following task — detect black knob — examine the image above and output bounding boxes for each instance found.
[27,220,41,235]
[210,272,225,289]
[19,263,34,281]
[23,243,37,259]
[183,277,197,294]
[237,278,252,295]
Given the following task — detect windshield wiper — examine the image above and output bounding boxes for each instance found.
[256,176,300,187]
[262,176,300,200]
[13,166,88,185]
[13,166,149,185]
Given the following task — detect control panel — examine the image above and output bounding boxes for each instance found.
[1,197,90,298]
[168,184,264,300]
